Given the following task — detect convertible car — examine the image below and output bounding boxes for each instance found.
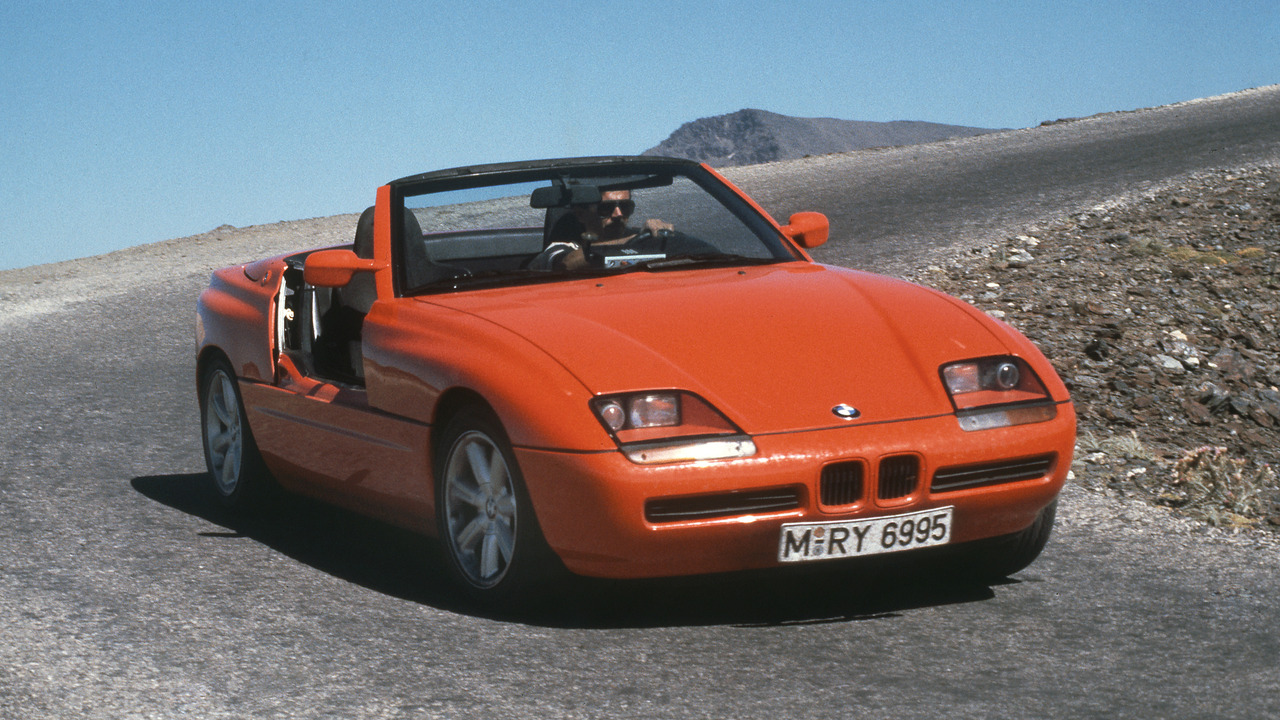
[196,156,1075,601]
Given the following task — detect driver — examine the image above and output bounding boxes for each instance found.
[532,189,672,270]
[576,189,672,243]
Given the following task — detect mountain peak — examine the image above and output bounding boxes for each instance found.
[643,109,998,166]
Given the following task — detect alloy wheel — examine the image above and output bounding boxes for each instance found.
[442,430,518,587]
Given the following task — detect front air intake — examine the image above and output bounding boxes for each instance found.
[878,455,920,500]
[931,455,1055,492]
[820,461,865,507]
[645,487,802,523]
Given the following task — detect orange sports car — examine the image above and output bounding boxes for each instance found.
[196,156,1075,602]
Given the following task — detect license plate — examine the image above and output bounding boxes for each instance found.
[777,506,953,562]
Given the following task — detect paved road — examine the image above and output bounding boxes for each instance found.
[3,88,1279,718]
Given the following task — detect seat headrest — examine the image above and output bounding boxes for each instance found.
[546,210,586,245]
[403,207,423,243]
[353,206,376,259]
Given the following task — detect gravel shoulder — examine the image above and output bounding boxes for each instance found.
[0,214,358,332]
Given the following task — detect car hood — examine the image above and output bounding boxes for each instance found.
[420,263,1017,434]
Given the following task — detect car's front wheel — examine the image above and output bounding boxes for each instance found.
[435,405,558,604]
[199,357,272,508]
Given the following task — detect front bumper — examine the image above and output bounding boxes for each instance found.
[518,404,1075,579]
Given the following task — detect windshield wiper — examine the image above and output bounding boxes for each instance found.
[409,266,610,294]
[625,254,780,271]
[406,255,780,295]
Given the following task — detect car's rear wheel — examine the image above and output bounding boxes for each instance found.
[200,358,272,508]
[435,405,557,604]
[959,499,1058,581]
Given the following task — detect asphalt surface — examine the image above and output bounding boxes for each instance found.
[3,87,1280,719]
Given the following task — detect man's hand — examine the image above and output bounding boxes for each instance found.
[528,241,584,271]
[642,218,674,235]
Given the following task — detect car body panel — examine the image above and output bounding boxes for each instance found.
[195,156,1076,581]
[361,297,607,451]
[239,373,436,532]
[519,408,1072,578]
[421,261,1050,436]
[196,260,284,383]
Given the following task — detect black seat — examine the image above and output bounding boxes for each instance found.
[544,208,586,245]
[313,206,377,381]
[402,208,431,286]
[403,207,470,288]
[342,206,378,314]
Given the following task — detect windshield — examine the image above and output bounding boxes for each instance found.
[397,166,798,294]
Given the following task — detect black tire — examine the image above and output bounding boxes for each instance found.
[434,405,559,605]
[956,499,1057,582]
[199,357,273,509]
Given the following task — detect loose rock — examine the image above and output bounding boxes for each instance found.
[913,166,1280,531]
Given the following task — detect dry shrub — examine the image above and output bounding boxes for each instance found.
[1150,446,1277,526]
[1167,246,1231,265]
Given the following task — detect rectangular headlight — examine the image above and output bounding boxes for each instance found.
[591,391,754,461]
[941,357,1049,410]
[628,393,680,428]
[941,357,1056,431]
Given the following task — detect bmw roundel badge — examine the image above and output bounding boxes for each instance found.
[832,404,861,420]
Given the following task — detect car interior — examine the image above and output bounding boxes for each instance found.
[279,206,377,385]
[280,171,790,387]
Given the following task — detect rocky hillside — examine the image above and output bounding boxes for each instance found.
[644,108,997,166]
[911,166,1280,530]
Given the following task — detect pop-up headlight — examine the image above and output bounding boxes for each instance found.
[941,357,1056,431]
[591,391,755,464]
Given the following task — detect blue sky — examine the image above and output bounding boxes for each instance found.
[2,0,1277,271]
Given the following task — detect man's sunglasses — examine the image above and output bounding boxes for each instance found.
[596,200,635,217]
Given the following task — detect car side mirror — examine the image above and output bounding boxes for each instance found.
[782,212,829,249]
[303,249,383,287]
